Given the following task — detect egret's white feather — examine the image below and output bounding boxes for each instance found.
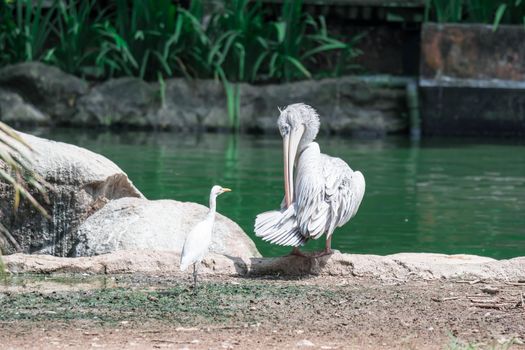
[180,218,213,271]
[180,185,230,274]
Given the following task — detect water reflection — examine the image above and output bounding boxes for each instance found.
[33,128,525,259]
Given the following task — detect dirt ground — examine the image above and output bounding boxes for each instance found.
[0,274,524,350]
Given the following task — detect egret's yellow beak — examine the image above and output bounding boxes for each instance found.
[222,187,232,192]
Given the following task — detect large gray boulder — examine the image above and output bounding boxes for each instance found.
[0,62,88,123]
[240,77,407,135]
[0,62,408,134]
[0,133,143,256]
[0,89,50,125]
[72,197,260,261]
[75,77,158,127]
[147,77,407,135]
[146,79,228,130]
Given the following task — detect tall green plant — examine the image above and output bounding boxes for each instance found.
[264,0,354,82]
[424,0,463,22]
[106,0,208,80]
[0,0,55,64]
[46,0,107,77]
[425,0,525,29]
[206,0,268,82]
[205,0,360,128]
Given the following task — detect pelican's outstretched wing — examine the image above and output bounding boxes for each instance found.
[254,205,307,246]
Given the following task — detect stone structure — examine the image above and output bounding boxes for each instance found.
[420,23,525,136]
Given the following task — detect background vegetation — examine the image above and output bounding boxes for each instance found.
[425,0,525,30]
[0,0,361,128]
[0,0,359,83]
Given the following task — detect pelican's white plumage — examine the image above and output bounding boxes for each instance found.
[180,185,231,285]
[255,103,365,254]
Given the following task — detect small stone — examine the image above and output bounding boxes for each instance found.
[221,341,233,349]
[296,339,315,347]
[175,327,199,332]
[481,286,499,295]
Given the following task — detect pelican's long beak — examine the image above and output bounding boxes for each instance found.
[222,187,232,192]
[283,125,305,208]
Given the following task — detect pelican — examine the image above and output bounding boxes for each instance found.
[180,185,231,286]
[255,103,365,256]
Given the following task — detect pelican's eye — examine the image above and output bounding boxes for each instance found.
[281,124,291,135]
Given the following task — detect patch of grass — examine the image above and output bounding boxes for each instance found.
[447,334,517,350]
[0,278,335,325]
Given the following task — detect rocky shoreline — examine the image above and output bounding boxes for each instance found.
[4,250,525,282]
[0,62,408,135]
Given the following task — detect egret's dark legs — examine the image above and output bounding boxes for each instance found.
[192,263,198,288]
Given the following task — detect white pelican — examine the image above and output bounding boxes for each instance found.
[255,103,365,256]
[180,185,231,286]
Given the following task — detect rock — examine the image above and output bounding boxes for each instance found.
[0,89,50,125]
[3,251,525,281]
[0,62,88,122]
[72,197,260,261]
[0,63,409,134]
[240,77,407,135]
[126,77,408,134]
[249,252,525,281]
[75,77,158,127]
[146,79,229,130]
[0,132,143,256]
[296,339,315,347]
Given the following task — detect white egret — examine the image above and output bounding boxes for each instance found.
[180,185,231,286]
[255,103,365,257]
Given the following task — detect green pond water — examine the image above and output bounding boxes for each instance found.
[35,129,525,259]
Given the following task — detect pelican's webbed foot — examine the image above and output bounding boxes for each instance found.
[288,246,309,258]
[310,248,334,258]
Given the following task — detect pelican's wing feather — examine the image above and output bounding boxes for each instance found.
[254,205,306,247]
[295,152,365,239]
[294,144,328,239]
[321,156,365,236]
